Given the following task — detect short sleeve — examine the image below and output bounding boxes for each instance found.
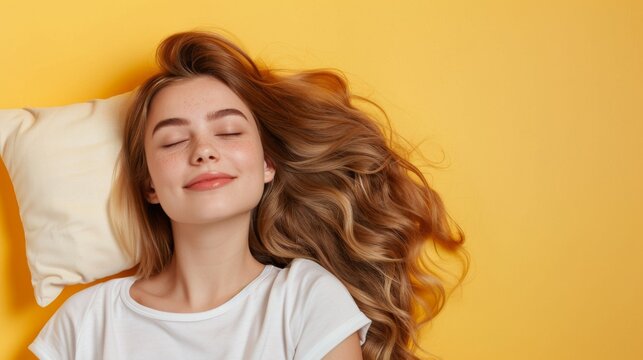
[29,286,96,360]
[288,259,372,360]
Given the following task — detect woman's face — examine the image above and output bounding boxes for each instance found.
[143,76,275,225]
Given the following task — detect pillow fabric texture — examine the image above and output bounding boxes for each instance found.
[0,92,137,307]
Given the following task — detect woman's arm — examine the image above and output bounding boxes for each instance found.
[323,332,363,360]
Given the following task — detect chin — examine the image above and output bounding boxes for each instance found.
[169,209,256,225]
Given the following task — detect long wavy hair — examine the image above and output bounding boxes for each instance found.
[109,30,467,360]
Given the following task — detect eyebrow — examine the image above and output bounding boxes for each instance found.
[151,108,248,135]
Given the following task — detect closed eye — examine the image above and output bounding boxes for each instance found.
[162,139,188,148]
[218,133,242,137]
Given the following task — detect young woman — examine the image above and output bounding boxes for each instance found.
[29,31,467,359]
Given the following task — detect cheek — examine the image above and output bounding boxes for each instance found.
[226,139,265,169]
[146,151,183,185]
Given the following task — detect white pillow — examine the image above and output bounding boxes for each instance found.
[0,92,137,307]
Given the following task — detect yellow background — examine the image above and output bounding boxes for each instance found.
[1,1,642,359]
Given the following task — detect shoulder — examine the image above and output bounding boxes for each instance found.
[61,276,129,312]
[282,258,351,298]
[281,259,372,359]
[48,276,129,328]
[29,276,132,359]
[285,258,339,282]
[286,258,331,277]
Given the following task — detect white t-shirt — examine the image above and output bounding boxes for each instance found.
[29,258,372,360]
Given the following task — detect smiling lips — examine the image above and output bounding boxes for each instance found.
[184,172,236,190]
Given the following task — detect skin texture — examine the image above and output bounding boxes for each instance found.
[323,332,362,359]
[130,76,273,312]
[128,76,363,358]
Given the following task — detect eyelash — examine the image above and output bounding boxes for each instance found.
[163,140,187,148]
[162,133,241,148]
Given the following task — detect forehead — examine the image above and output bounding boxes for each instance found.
[146,76,254,129]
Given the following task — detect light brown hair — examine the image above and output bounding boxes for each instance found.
[110,31,467,359]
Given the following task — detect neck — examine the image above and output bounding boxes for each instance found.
[156,212,265,312]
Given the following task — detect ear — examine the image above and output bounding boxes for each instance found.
[145,180,160,204]
[263,157,276,183]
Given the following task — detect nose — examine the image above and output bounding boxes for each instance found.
[190,140,219,165]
